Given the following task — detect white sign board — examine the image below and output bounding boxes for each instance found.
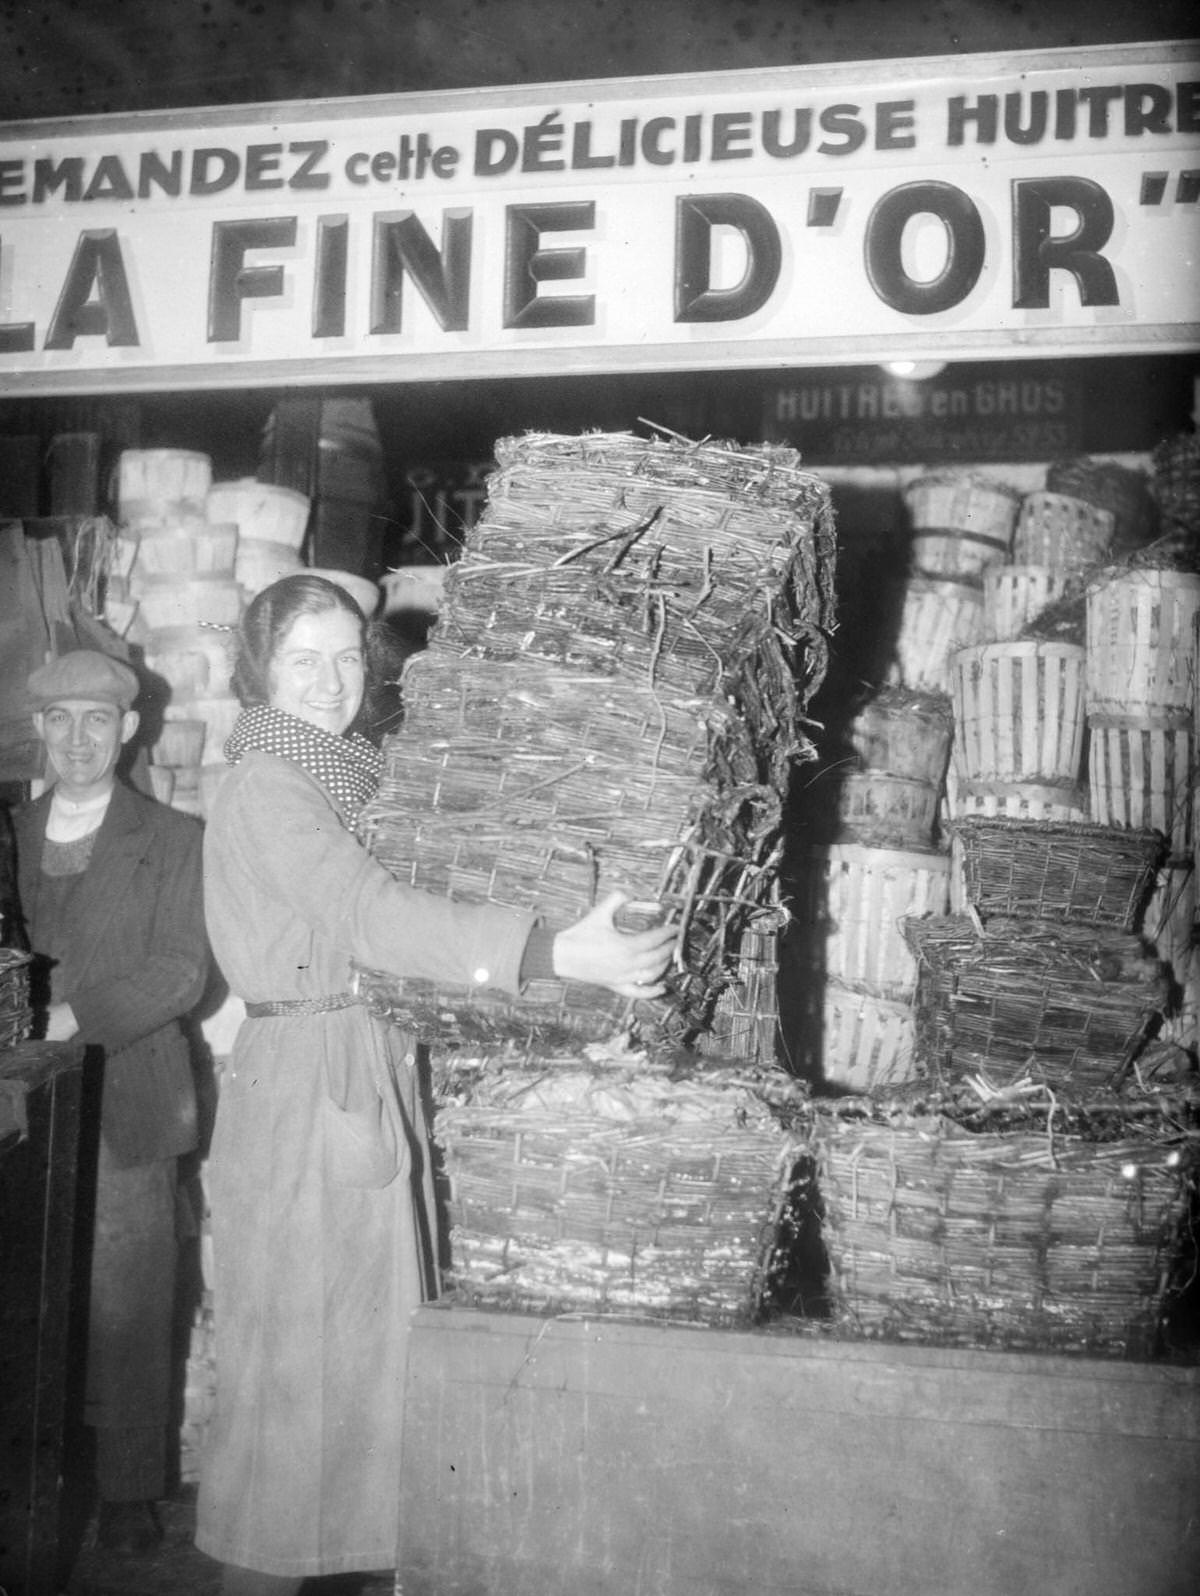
[0,41,1197,394]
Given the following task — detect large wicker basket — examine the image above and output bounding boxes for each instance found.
[433,1053,804,1324]
[903,915,1168,1092]
[802,1083,1200,1356]
[948,817,1164,932]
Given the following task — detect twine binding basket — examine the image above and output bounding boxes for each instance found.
[903,915,1168,1092]
[1088,712,1194,861]
[889,574,984,694]
[0,948,33,1051]
[802,1082,1200,1355]
[792,843,950,1000]
[434,1054,804,1323]
[948,817,1164,932]
[1012,491,1115,570]
[983,564,1075,642]
[951,640,1086,787]
[1085,567,1200,718]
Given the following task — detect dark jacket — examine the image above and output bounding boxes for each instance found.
[13,780,209,1166]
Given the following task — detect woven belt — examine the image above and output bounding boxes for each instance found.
[244,993,362,1018]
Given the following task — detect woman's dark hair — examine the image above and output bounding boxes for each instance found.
[232,574,397,740]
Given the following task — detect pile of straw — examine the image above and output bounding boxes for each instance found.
[359,430,836,1051]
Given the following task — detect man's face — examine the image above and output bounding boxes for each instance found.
[33,698,138,801]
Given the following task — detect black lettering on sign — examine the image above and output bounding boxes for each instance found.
[674,193,781,323]
[864,181,985,315]
[44,229,138,348]
[503,202,595,329]
[1011,177,1117,308]
[371,210,473,333]
[207,216,297,342]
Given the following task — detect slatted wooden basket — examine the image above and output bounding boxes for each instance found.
[802,1081,1200,1356]
[948,817,1164,932]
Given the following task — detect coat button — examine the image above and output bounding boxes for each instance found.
[472,966,489,984]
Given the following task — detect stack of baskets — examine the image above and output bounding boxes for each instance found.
[105,450,241,816]
[353,428,839,1323]
[789,814,1197,1358]
[786,689,954,1092]
[208,477,310,601]
[358,429,837,1059]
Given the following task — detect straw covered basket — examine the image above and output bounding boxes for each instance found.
[951,640,1086,787]
[1085,566,1200,718]
[1045,457,1155,551]
[844,687,954,786]
[1151,432,1200,533]
[983,564,1075,642]
[433,1051,804,1323]
[802,1082,1200,1355]
[1012,491,1115,570]
[949,817,1164,932]
[0,948,33,1051]
[792,842,950,1000]
[904,915,1168,1092]
[889,574,985,694]
[360,430,837,1054]
[1088,712,1194,861]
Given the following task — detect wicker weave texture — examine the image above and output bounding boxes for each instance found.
[949,817,1163,931]
[359,431,837,1051]
[808,1094,1199,1355]
[904,916,1167,1091]
[0,948,33,1052]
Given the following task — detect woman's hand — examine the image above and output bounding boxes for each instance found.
[553,892,676,999]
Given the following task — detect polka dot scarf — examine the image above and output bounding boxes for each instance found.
[224,704,383,827]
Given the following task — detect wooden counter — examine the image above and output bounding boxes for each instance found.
[397,1303,1198,1596]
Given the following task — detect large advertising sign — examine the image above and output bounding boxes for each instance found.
[0,41,1196,394]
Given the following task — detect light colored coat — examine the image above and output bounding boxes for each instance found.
[195,750,533,1577]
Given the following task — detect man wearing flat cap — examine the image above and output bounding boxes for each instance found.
[12,649,209,1553]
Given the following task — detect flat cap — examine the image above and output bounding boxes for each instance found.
[27,650,139,711]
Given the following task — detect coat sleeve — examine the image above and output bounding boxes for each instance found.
[209,754,535,995]
[67,811,209,1051]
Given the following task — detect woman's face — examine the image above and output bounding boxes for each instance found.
[268,606,366,736]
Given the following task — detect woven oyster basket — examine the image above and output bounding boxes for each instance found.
[904,915,1168,1092]
[951,640,1086,787]
[889,574,985,694]
[359,430,837,1053]
[433,1054,804,1324]
[1085,567,1200,718]
[982,564,1075,642]
[948,817,1163,932]
[845,688,954,785]
[0,948,33,1051]
[1012,491,1115,570]
[791,843,950,1000]
[1088,712,1194,860]
[804,1086,1200,1355]
[905,473,1022,577]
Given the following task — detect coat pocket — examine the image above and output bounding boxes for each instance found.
[320,1031,407,1189]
